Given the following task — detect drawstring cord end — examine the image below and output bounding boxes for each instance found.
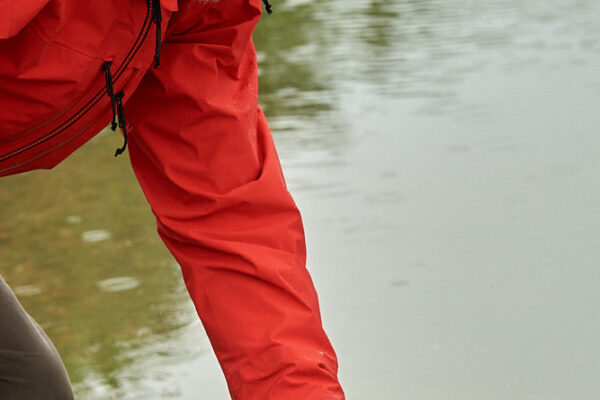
[114,91,129,157]
[262,0,273,14]
[114,143,127,157]
[102,61,119,130]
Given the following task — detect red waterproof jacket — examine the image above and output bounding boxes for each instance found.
[0,1,344,399]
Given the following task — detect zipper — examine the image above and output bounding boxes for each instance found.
[0,0,154,164]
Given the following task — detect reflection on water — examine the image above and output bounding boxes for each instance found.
[1,0,600,398]
[258,1,600,400]
[97,277,140,293]
[0,135,195,396]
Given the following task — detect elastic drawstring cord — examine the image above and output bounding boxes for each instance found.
[262,0,273,14]
[102,61,118,131]
[152,0,162,68]
[114,91,128,157]
[102,63,128,156]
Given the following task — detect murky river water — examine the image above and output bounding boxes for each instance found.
[1,0,600,398]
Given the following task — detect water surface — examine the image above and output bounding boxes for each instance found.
[1,0,600,398]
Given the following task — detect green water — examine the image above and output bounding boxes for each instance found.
[0,129,190,387]
[2,0,600,398]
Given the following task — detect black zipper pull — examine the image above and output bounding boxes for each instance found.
[102,61,118,131]
[262,0,273,14]
[114,91,128,157]
[152,0,162,68]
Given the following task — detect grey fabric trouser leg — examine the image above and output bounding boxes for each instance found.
[0,276,74,400]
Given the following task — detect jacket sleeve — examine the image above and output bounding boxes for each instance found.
[123,0,345,399]
[0,0,50,39]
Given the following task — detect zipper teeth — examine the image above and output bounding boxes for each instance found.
[0,0,153,164]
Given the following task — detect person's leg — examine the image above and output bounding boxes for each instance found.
[124,0,344,399]
[0,276,74,400]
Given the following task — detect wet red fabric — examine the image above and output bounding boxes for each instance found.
[0,1,344,399]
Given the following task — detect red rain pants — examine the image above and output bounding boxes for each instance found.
[0,0,344,398]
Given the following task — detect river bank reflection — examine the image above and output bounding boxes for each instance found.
[1,0,600,398]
